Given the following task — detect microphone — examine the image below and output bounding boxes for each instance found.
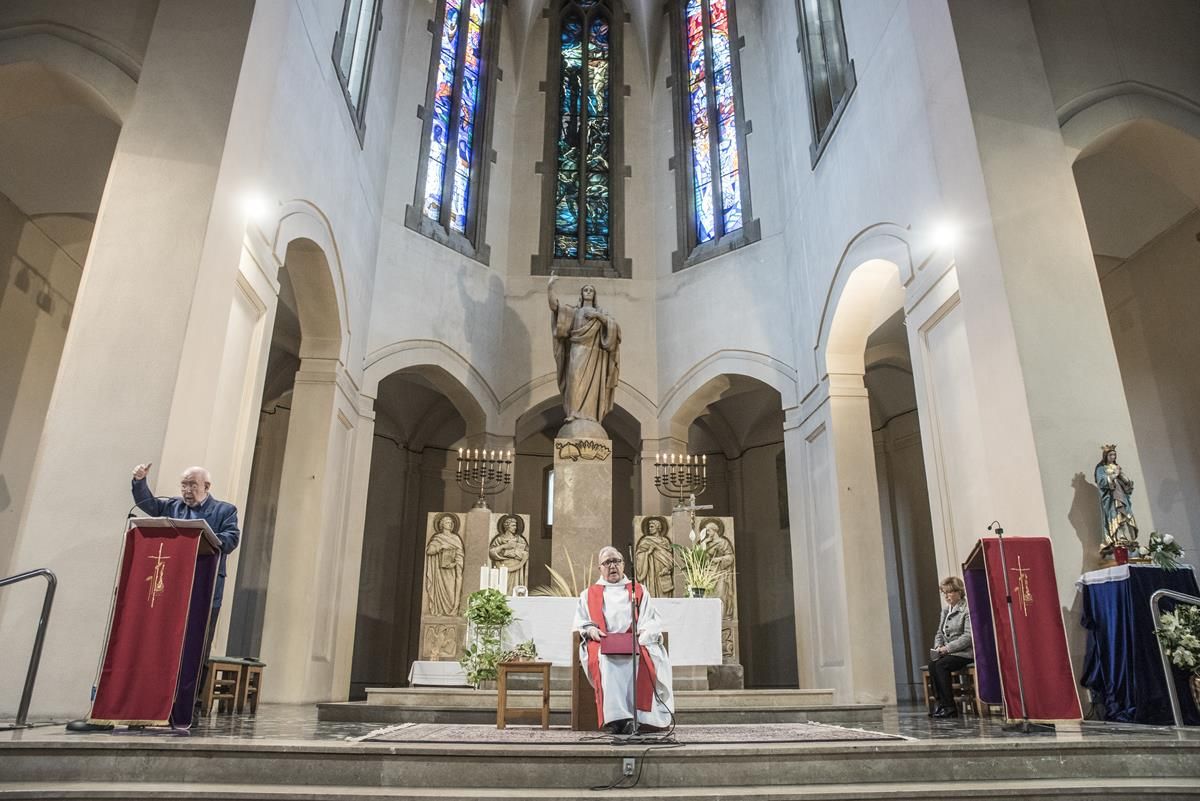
[987,520,1005,535]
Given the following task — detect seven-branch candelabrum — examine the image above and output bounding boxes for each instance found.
[653,452,707,509]
[456,448,513,510]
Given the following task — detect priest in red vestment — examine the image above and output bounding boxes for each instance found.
[573,546,675,733]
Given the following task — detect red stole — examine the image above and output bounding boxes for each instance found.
[585,582,658,727]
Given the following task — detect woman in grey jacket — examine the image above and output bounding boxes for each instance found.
[929,576,973,718]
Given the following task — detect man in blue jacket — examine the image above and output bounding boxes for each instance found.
[131,463,241,705]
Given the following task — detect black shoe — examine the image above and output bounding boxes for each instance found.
[604,718,634,734]
[66,719,114,733]
[619,719,636,735]
[928,705,941,717]
[932,706,959,719]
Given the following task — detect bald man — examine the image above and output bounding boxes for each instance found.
[131,463,241,703]
[574,546,675,733]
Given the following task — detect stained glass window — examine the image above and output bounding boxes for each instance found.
[554,1,612,262]
[683,0,743,244]
[420,0,491,237]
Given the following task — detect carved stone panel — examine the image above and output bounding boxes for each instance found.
[488,513,531,593]
[633,515,674,598]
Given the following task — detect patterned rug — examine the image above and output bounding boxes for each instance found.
[356,722,905,745]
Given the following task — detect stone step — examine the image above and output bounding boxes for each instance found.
[361,687,835,709]
[4,738,1198,791]
[3,778,1199,800]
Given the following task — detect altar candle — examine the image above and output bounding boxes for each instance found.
[498,566,508,592]
[480,565,489,590]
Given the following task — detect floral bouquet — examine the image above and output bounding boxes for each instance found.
[1142,531,1186,571]
[1156,603,1200,674]
[673,528,725,597]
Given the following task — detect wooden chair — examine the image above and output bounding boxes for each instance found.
[237,659,265,714]
[200,658,242,715]
[571,631,668,731]
[496,661,552,729]
[921,663,982,717]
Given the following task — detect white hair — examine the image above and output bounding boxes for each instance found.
[598,546,622,564]
[181,466,212,485]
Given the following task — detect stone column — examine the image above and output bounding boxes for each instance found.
[258,358,360,704]
[551,437,613,582]
[0,1,254,718]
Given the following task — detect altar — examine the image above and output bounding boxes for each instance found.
[408,596,722,686]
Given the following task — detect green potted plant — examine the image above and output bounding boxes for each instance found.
[673,528,725,598]
[1156,603,1200,708]
[459,588,515,687]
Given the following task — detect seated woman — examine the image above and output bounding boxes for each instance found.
[929,576,973,718]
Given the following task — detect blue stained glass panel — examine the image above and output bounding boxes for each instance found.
[555,235,579,259]
[695,181,715,243]
[718,117,738,177]
[423,0,462,221]
[449,0,486,233]
[721,171,742,232]
[585,235,609,260]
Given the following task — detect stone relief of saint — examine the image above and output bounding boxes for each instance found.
[698,517,736,620]
[489,514,529,593]
[547,274,621,437]
[424,512,464,616]
[635,516,674,598]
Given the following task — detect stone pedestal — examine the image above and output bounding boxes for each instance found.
[551,437,613,583]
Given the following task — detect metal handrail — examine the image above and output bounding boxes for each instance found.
[0,568,57,728]
[1150,588,1200,727]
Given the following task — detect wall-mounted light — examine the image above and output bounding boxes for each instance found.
[14,265,31,293]
[36,280,54,313]
[241,190,273,226]
[931,219,961,252]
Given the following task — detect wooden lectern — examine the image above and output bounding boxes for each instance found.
[963,536,1082,722]
[87,517,221,728]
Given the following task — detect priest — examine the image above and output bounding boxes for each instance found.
[574,546,675,733]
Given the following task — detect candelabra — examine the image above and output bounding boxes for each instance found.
[456,448,513,510]
[653,452,707,510]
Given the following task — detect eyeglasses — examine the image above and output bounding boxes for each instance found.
[940,589,961,596]
[600,559,623,567]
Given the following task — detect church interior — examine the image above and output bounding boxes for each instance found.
[2,0,1200,797]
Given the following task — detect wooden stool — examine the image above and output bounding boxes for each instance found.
[201,658,242,715]
[236,659,265,714]
[496,661,551,729]
[921,663,982,717]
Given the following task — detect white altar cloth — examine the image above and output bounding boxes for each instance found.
[506,596,722,667]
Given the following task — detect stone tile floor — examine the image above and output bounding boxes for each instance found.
[5,702,1198,744]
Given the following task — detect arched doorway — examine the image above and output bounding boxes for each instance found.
[348,366,487,699]
[0,62,122,574]
[1073,118,1200,560]
[670,372,799,689]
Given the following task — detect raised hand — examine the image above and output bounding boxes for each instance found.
[132,463,153,481]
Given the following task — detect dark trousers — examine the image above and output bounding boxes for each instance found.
[930,654,973,708]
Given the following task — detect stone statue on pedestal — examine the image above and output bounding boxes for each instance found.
[489,513,529,593]
[1095,443,1138,546]
[424,512,465,616]
[547,274,621,439]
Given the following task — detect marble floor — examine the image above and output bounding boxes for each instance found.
[5,702,1197,745]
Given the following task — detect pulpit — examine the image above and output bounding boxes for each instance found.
[87,517,220,727]
[963,536,1082,722]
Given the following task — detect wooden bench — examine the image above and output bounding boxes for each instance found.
[496,661,551,729]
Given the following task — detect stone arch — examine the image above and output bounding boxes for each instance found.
[268,200,352,365]
[0,24,138,122]
[659,351,797,443]
[1058,81,1200,153]
[364,340,497,438]
[818,258,906,380]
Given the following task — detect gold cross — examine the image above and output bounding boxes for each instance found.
[1009,555,1034,617]
[146,542,171,608]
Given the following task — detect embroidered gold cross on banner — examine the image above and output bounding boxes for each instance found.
[1009,555,1034,617]
[146,542,171,608]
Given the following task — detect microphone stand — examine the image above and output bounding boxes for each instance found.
[626,544,641,739]
[987,521,1051,734]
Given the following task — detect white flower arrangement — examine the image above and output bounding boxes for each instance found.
[1145,531,1186,571]
[1157,604,1200,674]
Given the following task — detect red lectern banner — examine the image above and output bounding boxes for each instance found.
[89,522,206,725]
[965,537,1082,722]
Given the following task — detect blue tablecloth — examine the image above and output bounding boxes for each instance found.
[1078,564,1200,725]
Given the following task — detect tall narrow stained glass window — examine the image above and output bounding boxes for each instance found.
[554,2,612,262]
[407,0,501,259]
[332,0,383,141]
[795,0,855,165]
[669,0,757,267]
